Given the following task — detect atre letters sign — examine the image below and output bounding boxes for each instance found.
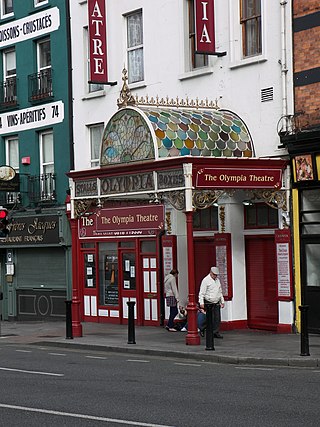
[88,0,108,83]
[78,205,165,239]
[195,0,216,54]
[196,168,283,189]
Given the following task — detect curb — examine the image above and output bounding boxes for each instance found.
[30,341,320,368]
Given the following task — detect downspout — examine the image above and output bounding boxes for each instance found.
[280,1,289,130]
[66,0,75,171]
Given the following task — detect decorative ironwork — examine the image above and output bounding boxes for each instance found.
[117,68,136,109]
[165,211,172,234]
[28,69,53,102]
[251,190,287,211]
[0,77,17,108]
[135,94,219,110]
[193,190,224,209]
[74,199,95,218]
[219,206,226,232]
[162,191,185,211]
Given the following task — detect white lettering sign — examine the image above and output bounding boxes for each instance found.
[0,7,60,48]
[0,101,64,133]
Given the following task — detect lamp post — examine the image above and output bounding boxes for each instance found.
[183,163,200,345]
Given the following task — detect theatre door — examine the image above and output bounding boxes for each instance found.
[245,235,278,331]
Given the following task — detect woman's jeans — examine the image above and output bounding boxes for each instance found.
[167,305,178,328]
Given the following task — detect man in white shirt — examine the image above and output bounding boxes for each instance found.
[199,266,225,338]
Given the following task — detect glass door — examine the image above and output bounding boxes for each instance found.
[302,240,320,333]
[119,250,137,324]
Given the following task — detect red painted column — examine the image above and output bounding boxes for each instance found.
[70,217,83,337]
[185,211,200,345]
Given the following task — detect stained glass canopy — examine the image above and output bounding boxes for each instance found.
[100,106,254,167]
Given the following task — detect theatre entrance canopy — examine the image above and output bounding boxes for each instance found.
[69,79,288,217]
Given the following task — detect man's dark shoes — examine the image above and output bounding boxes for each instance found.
[214,333,223,339]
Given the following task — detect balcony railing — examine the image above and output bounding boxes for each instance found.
[28,69,53,102]
[28,173,56,204]
[0,77,18,108]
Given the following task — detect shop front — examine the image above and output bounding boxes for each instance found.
[281,130,320,333]
[68,84,291,342]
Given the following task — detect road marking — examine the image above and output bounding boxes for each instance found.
[15,350,32,353]
[0,367,63,377]
[235,367,274,371]
[85,356,107,360]
[127,359,150,363]
[0,403,174,426]
[48,353,66,356]
[174,362,202,367]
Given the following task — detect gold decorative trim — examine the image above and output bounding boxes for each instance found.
[74,200,95,218]
[135,94,219,110]
[117,68,136,109]
[219,206,226,232]
[251,190,287,211]
[193,190,224,209]
[162,191,185,210]
[166,212,172,234]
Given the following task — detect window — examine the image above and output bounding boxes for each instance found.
[2,48,16,104]
[244,203,278,229]
[37,37,52,97]
[193,206,218,230]
[126,10,144,84]
[188,0,208,69]
[34,0,48,6]
[89,123,104,167]
[5,136,19,171]
[240,0,262,57]
[39,130,55,200]
[1,0,13,18]
[84,27,103,93]
[40,130,54,175]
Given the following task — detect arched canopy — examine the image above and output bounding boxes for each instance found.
[100,106,254,167]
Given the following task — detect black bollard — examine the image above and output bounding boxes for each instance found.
[65,300,73,340]
[299,305,310,356]
[204,303,215,351]
[127,301,136,344]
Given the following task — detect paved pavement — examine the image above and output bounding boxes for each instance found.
[1,320,320,367]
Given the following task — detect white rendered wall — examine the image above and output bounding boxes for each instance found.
[70,0,293,171]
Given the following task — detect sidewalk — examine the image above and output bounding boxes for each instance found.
[1,320,320,367]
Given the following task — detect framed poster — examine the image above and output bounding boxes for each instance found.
[294,154,315,182]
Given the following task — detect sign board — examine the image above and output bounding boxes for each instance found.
[195,0,216,54]
[78,205,165,239]
[213,233,233,300]
[196,167,283,189]
[275,229,293,300]
[0,7,60,48]
[88,0,108,83]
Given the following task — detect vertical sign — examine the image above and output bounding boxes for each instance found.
[162,235,177,277]
[213,233,233,300]
[275,229,293,300]
[88,0,108,83]
[195,0,216,54]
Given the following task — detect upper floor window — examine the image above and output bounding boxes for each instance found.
[28,37,53,100]
[84,27,103,93]
[1,48,16,105]
[188,0,208,70]
[34,0,48,6]
[89,123,104,167]
[39,130,54,176]
[244,203,278,229]
[240,0,262,58]
[1,0,13,18]
[126,10,144,84]
[38,38,51,72]
[5,136,19,171]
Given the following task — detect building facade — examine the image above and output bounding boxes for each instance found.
[0,0,73,320]
[67,0,295,340]
[281,1,320,333]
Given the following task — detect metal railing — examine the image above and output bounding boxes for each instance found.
[28,69,53,102]
[0,77,17,108]
[28,173,56,204]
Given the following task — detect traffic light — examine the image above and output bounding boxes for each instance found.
[0,208,9,238]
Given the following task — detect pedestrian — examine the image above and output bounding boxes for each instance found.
[164,269,179,332]
[198,266,225,339]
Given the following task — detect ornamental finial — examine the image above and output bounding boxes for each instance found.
[117,68,136,109]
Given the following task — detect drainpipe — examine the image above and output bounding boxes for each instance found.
[280,1,289,131]
[66,0,75,170]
